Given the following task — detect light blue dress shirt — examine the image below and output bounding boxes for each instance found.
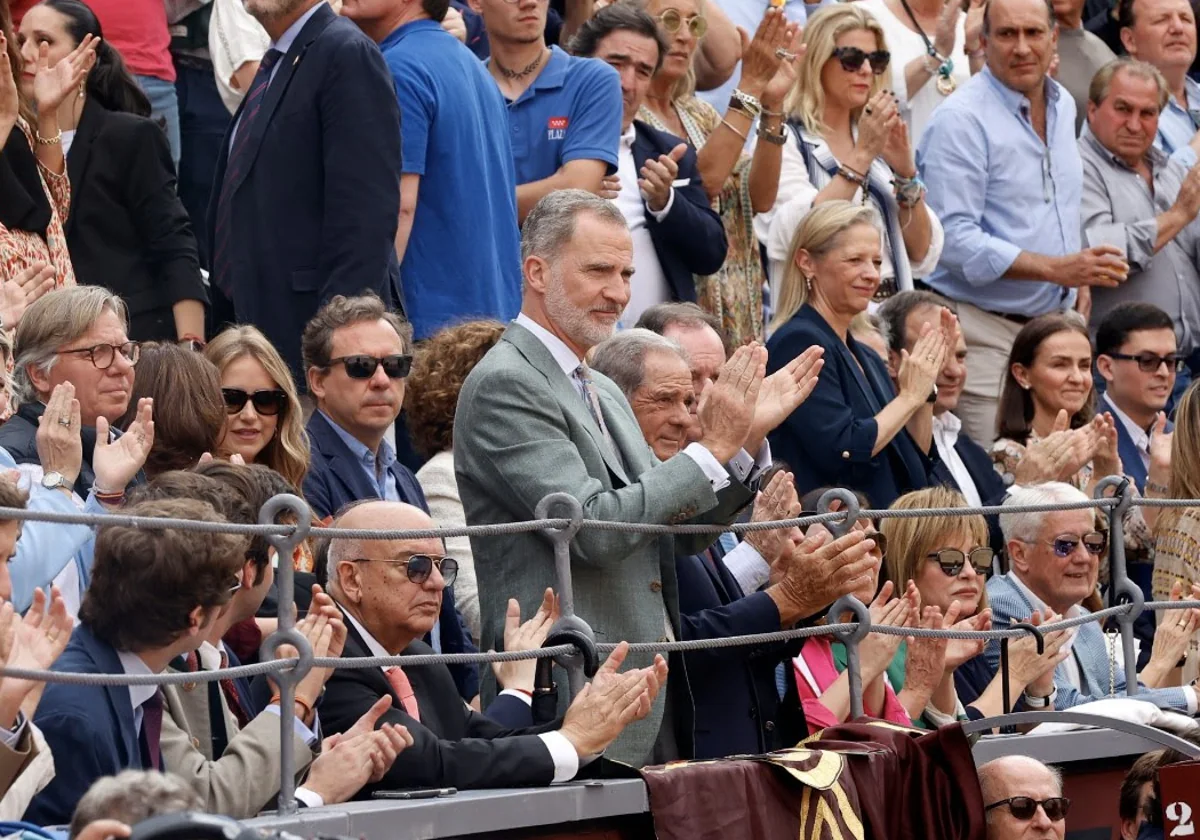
[1154,75,1200,168]
[317,410,401,504]
[916,67,1081,316]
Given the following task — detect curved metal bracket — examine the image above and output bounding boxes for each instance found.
[1094,475,1142,696]
[1000,622,1045,715]
[535,492,585,546]
[1094,474,1133,521]
[545,617,600,678]
[963,711,1200,759]
[829,594,871,719]
[816,488,860,538]
[535,493,589,700]
[258,628,315,681]
[259,493,312,560]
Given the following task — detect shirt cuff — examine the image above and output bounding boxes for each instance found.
[83,493,108,516]
[647,188,675,221]
[500,689,533,707]
[294,786,325,809]
[726,442,772,485]
[721,540,771,594]
[0,713,27,747]
[537,731,581,783]
[683,442,731,491]
[1187,686,1198,715]
[265,705,320,746]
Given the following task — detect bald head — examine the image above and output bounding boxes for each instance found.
[327,501,435,572]
[978,757,1066,840]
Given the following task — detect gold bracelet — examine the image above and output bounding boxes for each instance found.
[720,118,748,141]
[35,129,62,146]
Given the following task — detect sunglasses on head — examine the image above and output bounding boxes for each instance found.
[928,547,994,577]
[985,797,1071,822]
[222,388,288,417]
[328,354,412,380]
[1045,531,1107,558]
[657,8,708,37]
[831,46,890,74]
[352,554,459,588]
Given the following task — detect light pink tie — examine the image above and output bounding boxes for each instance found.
[385,666,420,721]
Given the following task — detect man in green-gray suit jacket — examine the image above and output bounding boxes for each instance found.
[455,191,776,766]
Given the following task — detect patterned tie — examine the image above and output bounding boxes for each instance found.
[385,666,421,721]
[211,48,285,296]
[574,363,624,469]
[217,650,250,729]
[141,690,164,770]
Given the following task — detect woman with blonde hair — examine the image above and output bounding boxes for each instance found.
[765,200,952,510]
[204,326,310,497]
[636,0,797,344]
[755,3,942,302]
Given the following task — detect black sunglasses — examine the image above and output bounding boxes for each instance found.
[327,354,412,380]
[1040,531,1107,558]
[928,547,994,577]
[1107,352,1185,373]
[985,797,1071,822]
[222,388,288,416]
[352,554,459,587]
[832,46,890,74]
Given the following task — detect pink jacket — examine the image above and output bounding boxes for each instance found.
[793,637,912,734]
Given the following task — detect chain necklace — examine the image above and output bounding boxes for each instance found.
[896,0,958,95]
[495,48,548,81]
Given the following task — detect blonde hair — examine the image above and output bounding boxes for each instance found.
[769,200,881,333]
[1161,380,1200,532]
[881,487,991,612]
[204,326,311,493]
[785,4,889,135]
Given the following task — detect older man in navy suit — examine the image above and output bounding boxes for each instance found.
[568,5,727,327]
[207,0,402,380]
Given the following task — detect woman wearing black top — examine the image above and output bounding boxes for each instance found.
[17,0,208,343]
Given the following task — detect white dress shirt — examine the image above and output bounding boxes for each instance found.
[341,608,585,783]
[116,650,160,738]
[613,124,673,329]
[932,412,983,508]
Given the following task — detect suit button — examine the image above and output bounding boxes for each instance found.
[764,721,776,732]
[841,450,850,459]
[650,580,662,593]
[658,636,669,643]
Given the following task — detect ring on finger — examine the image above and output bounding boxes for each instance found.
[775,47,796,60]
[57,417,70,427]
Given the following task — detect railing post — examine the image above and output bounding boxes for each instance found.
[257,494,313,815]
[534,493,592,700]
[817,489,871,719]
[1095,476,1141,696]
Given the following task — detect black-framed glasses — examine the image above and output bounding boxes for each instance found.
[831,46,890,74]
[58,341,140,370]
[327,354,412,380]
[222,388,288,417]
[352,554,459,587]
[928,547,994,577]
[657,8,708,37]
[985,797,1071,822]
[863,530,887,558]
[1042,531,1107,558]
[1107,352,1185,373]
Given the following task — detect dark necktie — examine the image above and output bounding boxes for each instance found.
[211,48,285,296]
[141,690,164,770]
[217,650,250,729]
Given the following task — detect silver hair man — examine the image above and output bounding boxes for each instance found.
[589,329,688,402]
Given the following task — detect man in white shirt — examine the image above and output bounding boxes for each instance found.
[569,4,728,327]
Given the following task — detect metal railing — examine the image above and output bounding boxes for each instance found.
[0,476,1191,814]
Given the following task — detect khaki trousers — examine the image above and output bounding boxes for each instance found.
[955,302,1024,447]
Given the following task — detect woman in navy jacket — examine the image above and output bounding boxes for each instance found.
[765,200,951,509]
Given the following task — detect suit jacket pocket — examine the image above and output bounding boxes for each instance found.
[291,268,320,292]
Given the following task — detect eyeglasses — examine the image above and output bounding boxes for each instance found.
[831,46,890,74]
[352,554,459,587]
[1107,352,1185,373]
[657,8,708,37]
[57,341,140,370]
[985,797,1071,822]
[1037,531,1108,558]
[863,529,887,558]
[327,354,412,380]
[927,547,994,577]
[222,388,288,417]
[229,573,243,594]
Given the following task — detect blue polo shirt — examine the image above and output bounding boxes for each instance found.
[501,45,622,185]
[380,19,522,340]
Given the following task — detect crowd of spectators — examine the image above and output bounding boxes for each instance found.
[0,0,1200,833]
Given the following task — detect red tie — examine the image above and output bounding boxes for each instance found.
[218,650,250,729]
[385,666,420,721]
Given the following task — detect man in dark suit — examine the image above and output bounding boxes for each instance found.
[207,0,402,379]
[569,4,726,324]
[319,500,668,792]
[26,499,248,826]
[301,293,480,702]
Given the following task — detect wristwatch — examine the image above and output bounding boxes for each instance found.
[926,383,939,404]
[41,471,70,491]
[728,88,763,121]
[1022,687,1057,708]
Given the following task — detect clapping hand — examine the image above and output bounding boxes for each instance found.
[639,144,686,213]
[761,22,804,111]
[93,397,154,496]
[0,34,19,141]
[896,318,949,404]
[697,344,766,463]
[560,642,668,757]
[492,589,559,693]
[36,383,83,490]
[0,586,72,726]
[744,470,803,565]
[31,35,97,114]
[2,262,56,329]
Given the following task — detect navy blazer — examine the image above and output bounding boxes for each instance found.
[631,121,727,303]
[1098,395,1169,494]
[767,305,932,509]
[303,410,480,701]
[929,426,1008,552]
[207,3,402,379]
[27,625,149,826]
[676,543,799,758]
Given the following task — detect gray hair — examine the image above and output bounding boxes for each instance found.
[589,329,688,402]
[69,771,201,838]
[999,482,1090,545]
[13,286,127,405]
[1089,58,1170,111]
[978,756,1063,809]
[520,189,628,264]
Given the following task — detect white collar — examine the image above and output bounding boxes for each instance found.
[197,640,225,672]
[516,312,584,378]
[339,603,393,661]
[932,410,962,441]
[621,122,635,149]
[117,649,160,712]
[271,1,325,54]
[1008,571,1083,620]
[1105,397,1151,453]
